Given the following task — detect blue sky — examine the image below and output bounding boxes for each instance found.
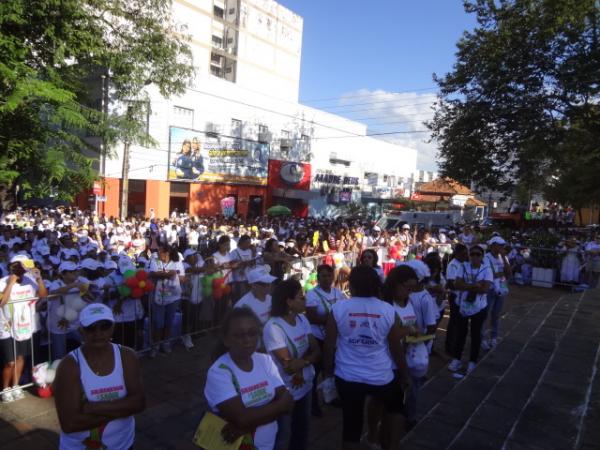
[277,0,477,170]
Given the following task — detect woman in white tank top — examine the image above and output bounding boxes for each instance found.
[54,303,145,450]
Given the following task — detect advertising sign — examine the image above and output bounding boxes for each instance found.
[168,126,269,185]
[268,160,311,191]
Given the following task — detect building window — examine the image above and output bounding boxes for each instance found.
[258,124,269,143]
[213,5,224,18]
[212,35,223,48]
[173,106,194,128]
[231,118,242,137]
[281,130,290,139]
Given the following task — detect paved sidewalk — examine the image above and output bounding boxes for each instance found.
[0,285,587,450]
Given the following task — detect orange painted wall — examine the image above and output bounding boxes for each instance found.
[189,184,267,217]
[99,178,120,219]
[145,180,170,219]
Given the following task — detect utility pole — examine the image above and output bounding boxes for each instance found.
[120,105,132,220]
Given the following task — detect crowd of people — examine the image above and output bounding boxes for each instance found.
[0,206,599,449]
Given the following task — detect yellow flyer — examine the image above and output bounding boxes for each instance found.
[193,412,243,450]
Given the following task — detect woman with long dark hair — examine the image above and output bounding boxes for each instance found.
[205,308,293,450]
[263,279,320,450]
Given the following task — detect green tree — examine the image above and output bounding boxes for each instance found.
[428,0,600,206]
[0,0,193,208]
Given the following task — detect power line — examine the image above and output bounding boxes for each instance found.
[300,86,438,104]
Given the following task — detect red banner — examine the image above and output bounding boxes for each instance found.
[268,160,311,191]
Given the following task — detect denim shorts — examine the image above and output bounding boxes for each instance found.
[151,301,180,329]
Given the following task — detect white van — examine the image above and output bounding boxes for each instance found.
[376,211,462,230]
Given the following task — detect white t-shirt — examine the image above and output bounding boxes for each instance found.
[407,290,438,333]
[458,263,494,316]
[331,296,396,385]
[235,293,272,325]
[485,252,509,296]
[305,286,346,340]
[148,259,185,305]
[263,315,314,401]
[0,274,38,341]
[212,251,231,268]
[446,258,464,298]
[183,258,205,304]
[229,248,255,283]
[204,352,284,450]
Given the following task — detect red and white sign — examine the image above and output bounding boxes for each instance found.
[410,192,421,201]
[92,181,102,196]
[268,160,311,191]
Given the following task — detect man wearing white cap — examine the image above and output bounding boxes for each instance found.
[54,303,144,450]
[482,237,512,350]
[235,266,276,325]
[0,254,47,402]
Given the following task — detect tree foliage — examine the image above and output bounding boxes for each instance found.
[428,0,600,206]
[0,0,193,203]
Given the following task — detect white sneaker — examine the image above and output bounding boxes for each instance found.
[181,334,194,350]
[467,362,477,374]
[490,338,498,348]
[481,339,491,351]
[1,389,14,403]
[448,359,463,372]
[11,386,24,400]
[160,342,172,354]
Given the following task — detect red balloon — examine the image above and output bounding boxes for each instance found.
[213,288,224,300]
[212,278,225,289]
[136,270,149,281]
[144,280,154,292]
[131,287,143,298]
[126,277,138,288]
[222,285,232,295]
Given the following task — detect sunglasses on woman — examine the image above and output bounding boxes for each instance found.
[83,320,113,333]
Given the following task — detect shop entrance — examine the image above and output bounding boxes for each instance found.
[169,182,189,216]
[248,195,263,218]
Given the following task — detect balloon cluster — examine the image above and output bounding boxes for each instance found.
[202,273,231,299]
[118,270,154,298]
[303,272,318,292]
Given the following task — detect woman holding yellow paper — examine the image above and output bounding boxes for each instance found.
[205,308,293,449]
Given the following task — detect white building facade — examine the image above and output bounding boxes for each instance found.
[96,0,418,219]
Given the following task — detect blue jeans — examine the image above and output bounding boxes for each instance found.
[275,392,311,450]
[484,290,505,340]
[404,374,424,421]
[50,330,81,360]
[151,301,179,330]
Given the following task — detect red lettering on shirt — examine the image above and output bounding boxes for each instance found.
[240,380,268,394]
[90,385,124,396]
[349,313,381,318]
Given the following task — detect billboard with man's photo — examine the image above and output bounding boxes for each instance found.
[168,126,269,185]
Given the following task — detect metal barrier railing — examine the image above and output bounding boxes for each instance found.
[1,244,591,397]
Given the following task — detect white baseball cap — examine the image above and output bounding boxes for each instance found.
[488,236,507,246]
[79,303,115,327]
[104,260,118,270]
[247,266,276,284]
[402,260,431,282]
[183,248,197,258]
[80,258,102,270]
[9,254,30,265]
[402,224,411,230]
[373,226,381,232]
[58,261,79,272]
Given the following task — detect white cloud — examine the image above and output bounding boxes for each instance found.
[338,89,439,171]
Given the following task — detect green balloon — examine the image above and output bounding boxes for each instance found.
[304,282,316,292]
[118,285,131,297]
[123,269,136,279]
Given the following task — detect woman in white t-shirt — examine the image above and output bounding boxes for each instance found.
[585,234,600,288]
[263,280,320,450]
[323,266,410,450]
[381,265,427,429]
[305,264,346,416]
[148,246,185,357]
[448,245,493,374]
[204,308,293,450]
[0,255,48,402]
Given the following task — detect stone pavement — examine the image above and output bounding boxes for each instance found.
[0,286,598,449]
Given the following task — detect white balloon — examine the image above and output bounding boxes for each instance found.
[56,305,66,319]
[64,307,78,322]
[45,368,56,384]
